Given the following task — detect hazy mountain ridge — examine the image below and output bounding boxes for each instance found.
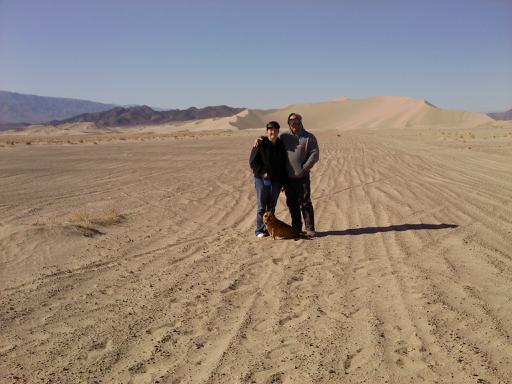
[488,108,512,121]
[50,105,246,127]
[0,91,116,124]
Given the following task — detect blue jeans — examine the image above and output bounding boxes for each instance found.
[254,178,283,234]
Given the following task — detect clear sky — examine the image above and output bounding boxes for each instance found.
[1,0,511,111]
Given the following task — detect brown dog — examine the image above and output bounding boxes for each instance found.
[262,211,297,240]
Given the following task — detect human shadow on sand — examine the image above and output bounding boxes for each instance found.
[316,223,458,237]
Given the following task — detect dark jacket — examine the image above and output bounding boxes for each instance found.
[249,137,288,182]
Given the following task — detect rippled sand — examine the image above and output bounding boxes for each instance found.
[1,124,512,383]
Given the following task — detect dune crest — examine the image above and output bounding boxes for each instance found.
[230,96,493,131]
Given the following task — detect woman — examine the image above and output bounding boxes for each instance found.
[249,121,288,238]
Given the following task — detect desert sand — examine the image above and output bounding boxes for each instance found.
[1,97,512,383]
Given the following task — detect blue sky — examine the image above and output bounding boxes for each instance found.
[0,0,511,111]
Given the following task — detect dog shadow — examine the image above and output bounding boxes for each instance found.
[316,223,458,237]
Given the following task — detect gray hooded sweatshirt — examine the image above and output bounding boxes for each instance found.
[279,128,319,179]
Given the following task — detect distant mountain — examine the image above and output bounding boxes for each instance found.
[488,108,512,121]
[0,90,116,124]
[50,105,246,127]
[0,122,30,132]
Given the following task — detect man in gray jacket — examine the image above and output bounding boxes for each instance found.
[281,113,319,237]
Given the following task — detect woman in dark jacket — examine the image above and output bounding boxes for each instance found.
[249,121,288,238]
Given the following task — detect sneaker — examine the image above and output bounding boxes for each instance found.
[256,232,267,238]
[304,229,316,238]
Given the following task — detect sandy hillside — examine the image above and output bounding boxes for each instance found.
[3,96,496,138]
[229,96,494,131]
[1,101,512,383]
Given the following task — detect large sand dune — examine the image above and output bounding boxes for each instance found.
[4,96,496,137]
[1,101,512,383]
[229,96,494,131]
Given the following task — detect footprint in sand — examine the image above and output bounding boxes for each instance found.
[265,372,284,384]
[128,361,146,374]
[145,323,175,339]
[265,342,293,361]
[343,348,361,371]
[394,340,410,368]
[221,277,247,293]
[286,275,304,285]
[278,312,307,327]
[343,347,373,373]
[86,339,113,362]
[394,345,409,355]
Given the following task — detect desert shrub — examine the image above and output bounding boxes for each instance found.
[69,208,124,227]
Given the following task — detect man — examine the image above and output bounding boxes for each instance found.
[280,113,319,237]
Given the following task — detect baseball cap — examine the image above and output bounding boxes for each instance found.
[266,121,280,130]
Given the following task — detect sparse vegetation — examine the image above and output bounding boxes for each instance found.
[0,129,233,147]
[64,207,125,237]
[69,208,124,227]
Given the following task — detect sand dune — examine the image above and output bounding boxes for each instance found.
[1,116,512,383]
[230,96,494,131]
[4,96,495,138]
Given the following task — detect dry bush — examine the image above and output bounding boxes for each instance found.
[91,208,124,226]
[30,215,105,238]
[68,208,124,227]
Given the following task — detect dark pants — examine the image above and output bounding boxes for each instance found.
[285,176,315,233]
[254,178,283,235]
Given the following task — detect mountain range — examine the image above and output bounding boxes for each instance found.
[0,91,116,124]
[50,105,245,127]
[488,108,512,121]
[0,91,245,130]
